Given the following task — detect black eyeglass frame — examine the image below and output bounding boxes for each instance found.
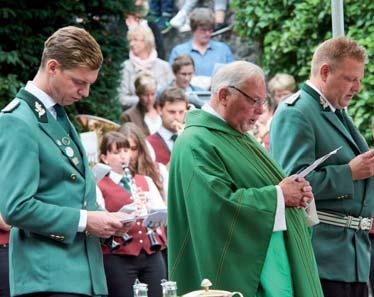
[227,85,266,106]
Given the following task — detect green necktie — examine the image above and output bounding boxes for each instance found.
[54,104,70,132]
[335,109,349,131]
[119,177,131,193]
[170,134,178,142]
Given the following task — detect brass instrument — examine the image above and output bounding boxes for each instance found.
[76,114,121,166]
[76,114,121,136]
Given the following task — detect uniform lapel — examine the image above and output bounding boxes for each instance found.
[302,84,362,154]
[16,88,85,175]
[321,112,361,154]
[39,112,85,175]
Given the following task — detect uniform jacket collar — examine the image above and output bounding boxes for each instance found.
[301,84,367,154]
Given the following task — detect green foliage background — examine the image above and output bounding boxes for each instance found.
[0,0,134,123]
[232,0,374,145]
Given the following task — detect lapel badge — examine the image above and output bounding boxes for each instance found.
[62,137,71,145]
[319,96,329,110]
[65,146,75,158]
[72,157,80,166]
[34,102,46,118]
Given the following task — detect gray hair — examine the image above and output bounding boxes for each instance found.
[211,61,265,95]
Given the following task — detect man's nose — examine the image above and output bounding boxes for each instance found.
[79,85,90,98]
[352,80,361,93]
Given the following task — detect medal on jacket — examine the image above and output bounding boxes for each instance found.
[34,101,46,118]
[319,96,329,110]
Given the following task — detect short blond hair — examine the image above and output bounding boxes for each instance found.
[134,72,157,96]
[41,26,103,70]
[268,73,296,96]
[311,37,368,77]
[127,24,155,54]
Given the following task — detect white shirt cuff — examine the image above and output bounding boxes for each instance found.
[78,210,88,232]
[273,186,287,231]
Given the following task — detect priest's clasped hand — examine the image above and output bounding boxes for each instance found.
[279,175,314,208]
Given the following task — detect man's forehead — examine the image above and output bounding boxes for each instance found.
[162,101,187,110]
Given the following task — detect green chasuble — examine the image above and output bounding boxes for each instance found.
[167,109,323,297]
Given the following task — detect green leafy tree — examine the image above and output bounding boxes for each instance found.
[232,0,374,145]
[0,0,134,123]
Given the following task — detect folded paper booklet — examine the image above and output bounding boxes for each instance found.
[295,146,341,226]
[121,209,167,228]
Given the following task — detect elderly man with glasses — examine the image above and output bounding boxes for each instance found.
[167,61,323,297]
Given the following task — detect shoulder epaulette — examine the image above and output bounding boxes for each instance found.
[1,99,20,113]
[283,91,301,106]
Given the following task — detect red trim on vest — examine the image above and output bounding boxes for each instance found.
[98,174,166,256]
[0,230,9,245]
[147,133,171,165]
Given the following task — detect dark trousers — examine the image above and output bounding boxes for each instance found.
[19,292,89,297]
[320,279,368,297]
[0,245,10,297]
[369,233,374,291]
[104,251,166,297]
[149,0,174,16]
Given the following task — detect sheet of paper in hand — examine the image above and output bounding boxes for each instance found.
[143,209,167,228]
[296,146,342,179]
[120,209,167,226]
[294,146,342,226]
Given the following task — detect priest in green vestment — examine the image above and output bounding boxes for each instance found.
[167,61,324,297]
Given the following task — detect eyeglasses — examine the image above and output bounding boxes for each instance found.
[228,85,266,107]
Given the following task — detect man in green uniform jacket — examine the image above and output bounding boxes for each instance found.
[168,61,323,297]
[270,37,374,297]
[0,26,132,297]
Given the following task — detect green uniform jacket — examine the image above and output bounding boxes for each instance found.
[0,89,107,296]
[168,109,322,297]
[270,83,374,282]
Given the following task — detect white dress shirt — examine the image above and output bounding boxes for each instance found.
[157,126,176,151]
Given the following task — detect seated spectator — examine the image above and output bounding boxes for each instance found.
[268,73,296,105]
[168,8,234,79]
[125,0,166,60]
[121,73,162,136]
[147,88,188,166]
[118,24,173,109]
[167,54,208,108]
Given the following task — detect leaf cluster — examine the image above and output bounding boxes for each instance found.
[0,0,134,123]
[232,0,374,145]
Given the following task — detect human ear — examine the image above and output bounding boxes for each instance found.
[320,63,330,82]
[218,87,230,106]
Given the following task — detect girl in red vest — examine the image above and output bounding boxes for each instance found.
[118,123,170,270]
[98,131,166,297]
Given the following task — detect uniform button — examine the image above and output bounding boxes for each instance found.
[363,201,368,206]
[139,240,143,243]
[70,173,77,181]
[83,201,87,208]
[137,222,141,226]
[138,230,142,234]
